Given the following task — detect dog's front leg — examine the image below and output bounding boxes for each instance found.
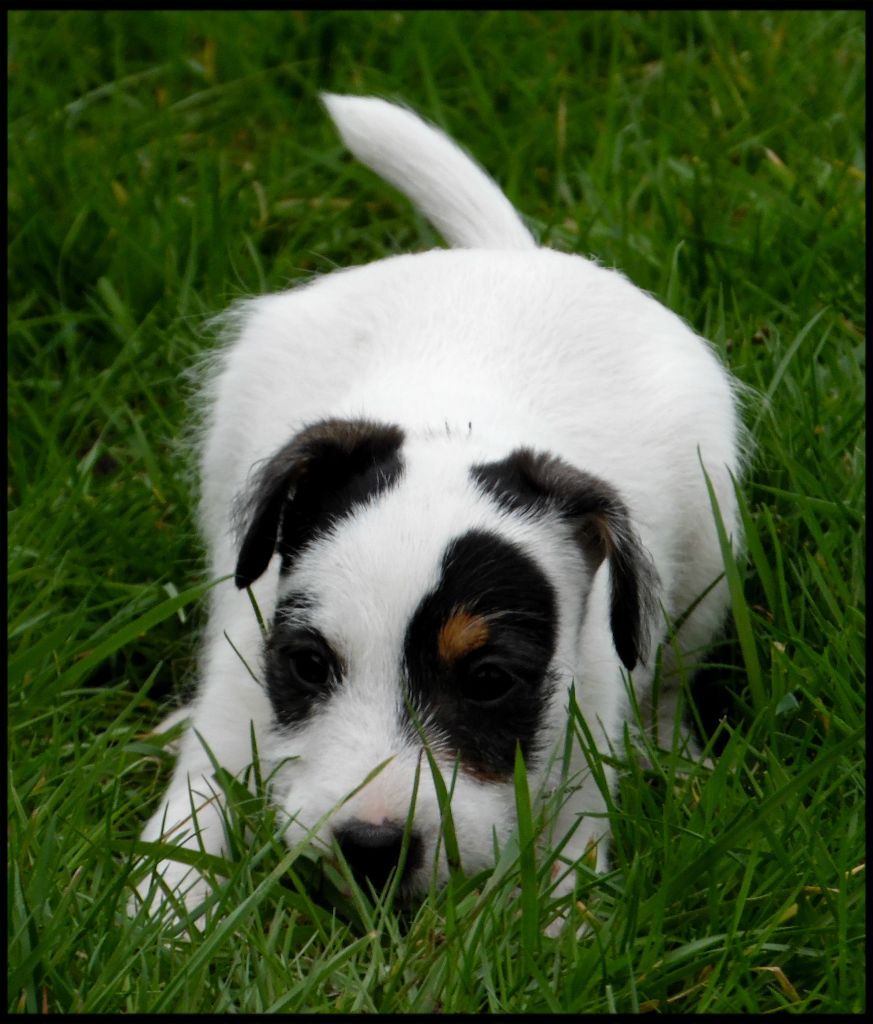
[133,758,231,922]
[131,608,274,923]
[538,661,627,938]
[541,761,615,938]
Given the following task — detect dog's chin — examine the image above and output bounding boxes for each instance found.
[388,869,430,908]
[320,852,430,908]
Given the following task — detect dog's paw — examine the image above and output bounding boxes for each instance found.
[148,705,193,757]
[132,778,229,927]
[128,858,217,930]
[544,867,600,939]
[544,896,599,939]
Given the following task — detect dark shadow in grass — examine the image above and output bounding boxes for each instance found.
[688,634,748,756]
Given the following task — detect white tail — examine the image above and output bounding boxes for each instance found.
[321,93,536,251]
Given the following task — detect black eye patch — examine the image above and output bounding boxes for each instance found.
[264,593,342,729]
[403,530,558,780]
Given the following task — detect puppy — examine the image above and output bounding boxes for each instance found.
[134,94,743,927]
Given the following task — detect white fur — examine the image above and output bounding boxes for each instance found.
[320,92,535,250]
[133,95,742,928]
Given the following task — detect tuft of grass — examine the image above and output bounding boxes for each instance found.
[8,9,864,1014]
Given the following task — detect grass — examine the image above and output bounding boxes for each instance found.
[7,9,865,1014]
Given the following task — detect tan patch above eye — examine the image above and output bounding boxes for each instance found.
[438,608,490,663]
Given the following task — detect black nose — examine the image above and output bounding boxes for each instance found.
[334,819,422,892]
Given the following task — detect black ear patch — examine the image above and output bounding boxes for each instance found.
[472,449,659,671]
[234,418,404,588]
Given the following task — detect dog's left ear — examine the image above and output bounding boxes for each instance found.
[234,418,405,589]
[472,449,659,671]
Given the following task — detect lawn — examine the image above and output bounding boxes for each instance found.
[8,9,865,1013]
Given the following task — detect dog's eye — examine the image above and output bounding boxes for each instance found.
[465,661,518,705]
[287,641,332,690]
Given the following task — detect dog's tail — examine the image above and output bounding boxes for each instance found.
[321,93,536,250]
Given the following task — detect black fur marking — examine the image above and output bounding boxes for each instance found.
[234,418,404,588]
[472,449,659,671]
[404,530,558,779]
[264,596,342,728]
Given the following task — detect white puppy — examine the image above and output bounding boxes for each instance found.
[134,94,742,925]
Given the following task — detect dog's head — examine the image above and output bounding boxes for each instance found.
[234,416,658,898]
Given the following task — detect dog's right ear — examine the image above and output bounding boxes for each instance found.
[234,418,405,589]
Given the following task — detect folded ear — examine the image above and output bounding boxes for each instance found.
[234,418,404,589]
[472,449,659,671]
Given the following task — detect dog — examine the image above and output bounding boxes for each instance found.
[133,94,743,930]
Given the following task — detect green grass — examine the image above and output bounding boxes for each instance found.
[8,9,865,1014]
